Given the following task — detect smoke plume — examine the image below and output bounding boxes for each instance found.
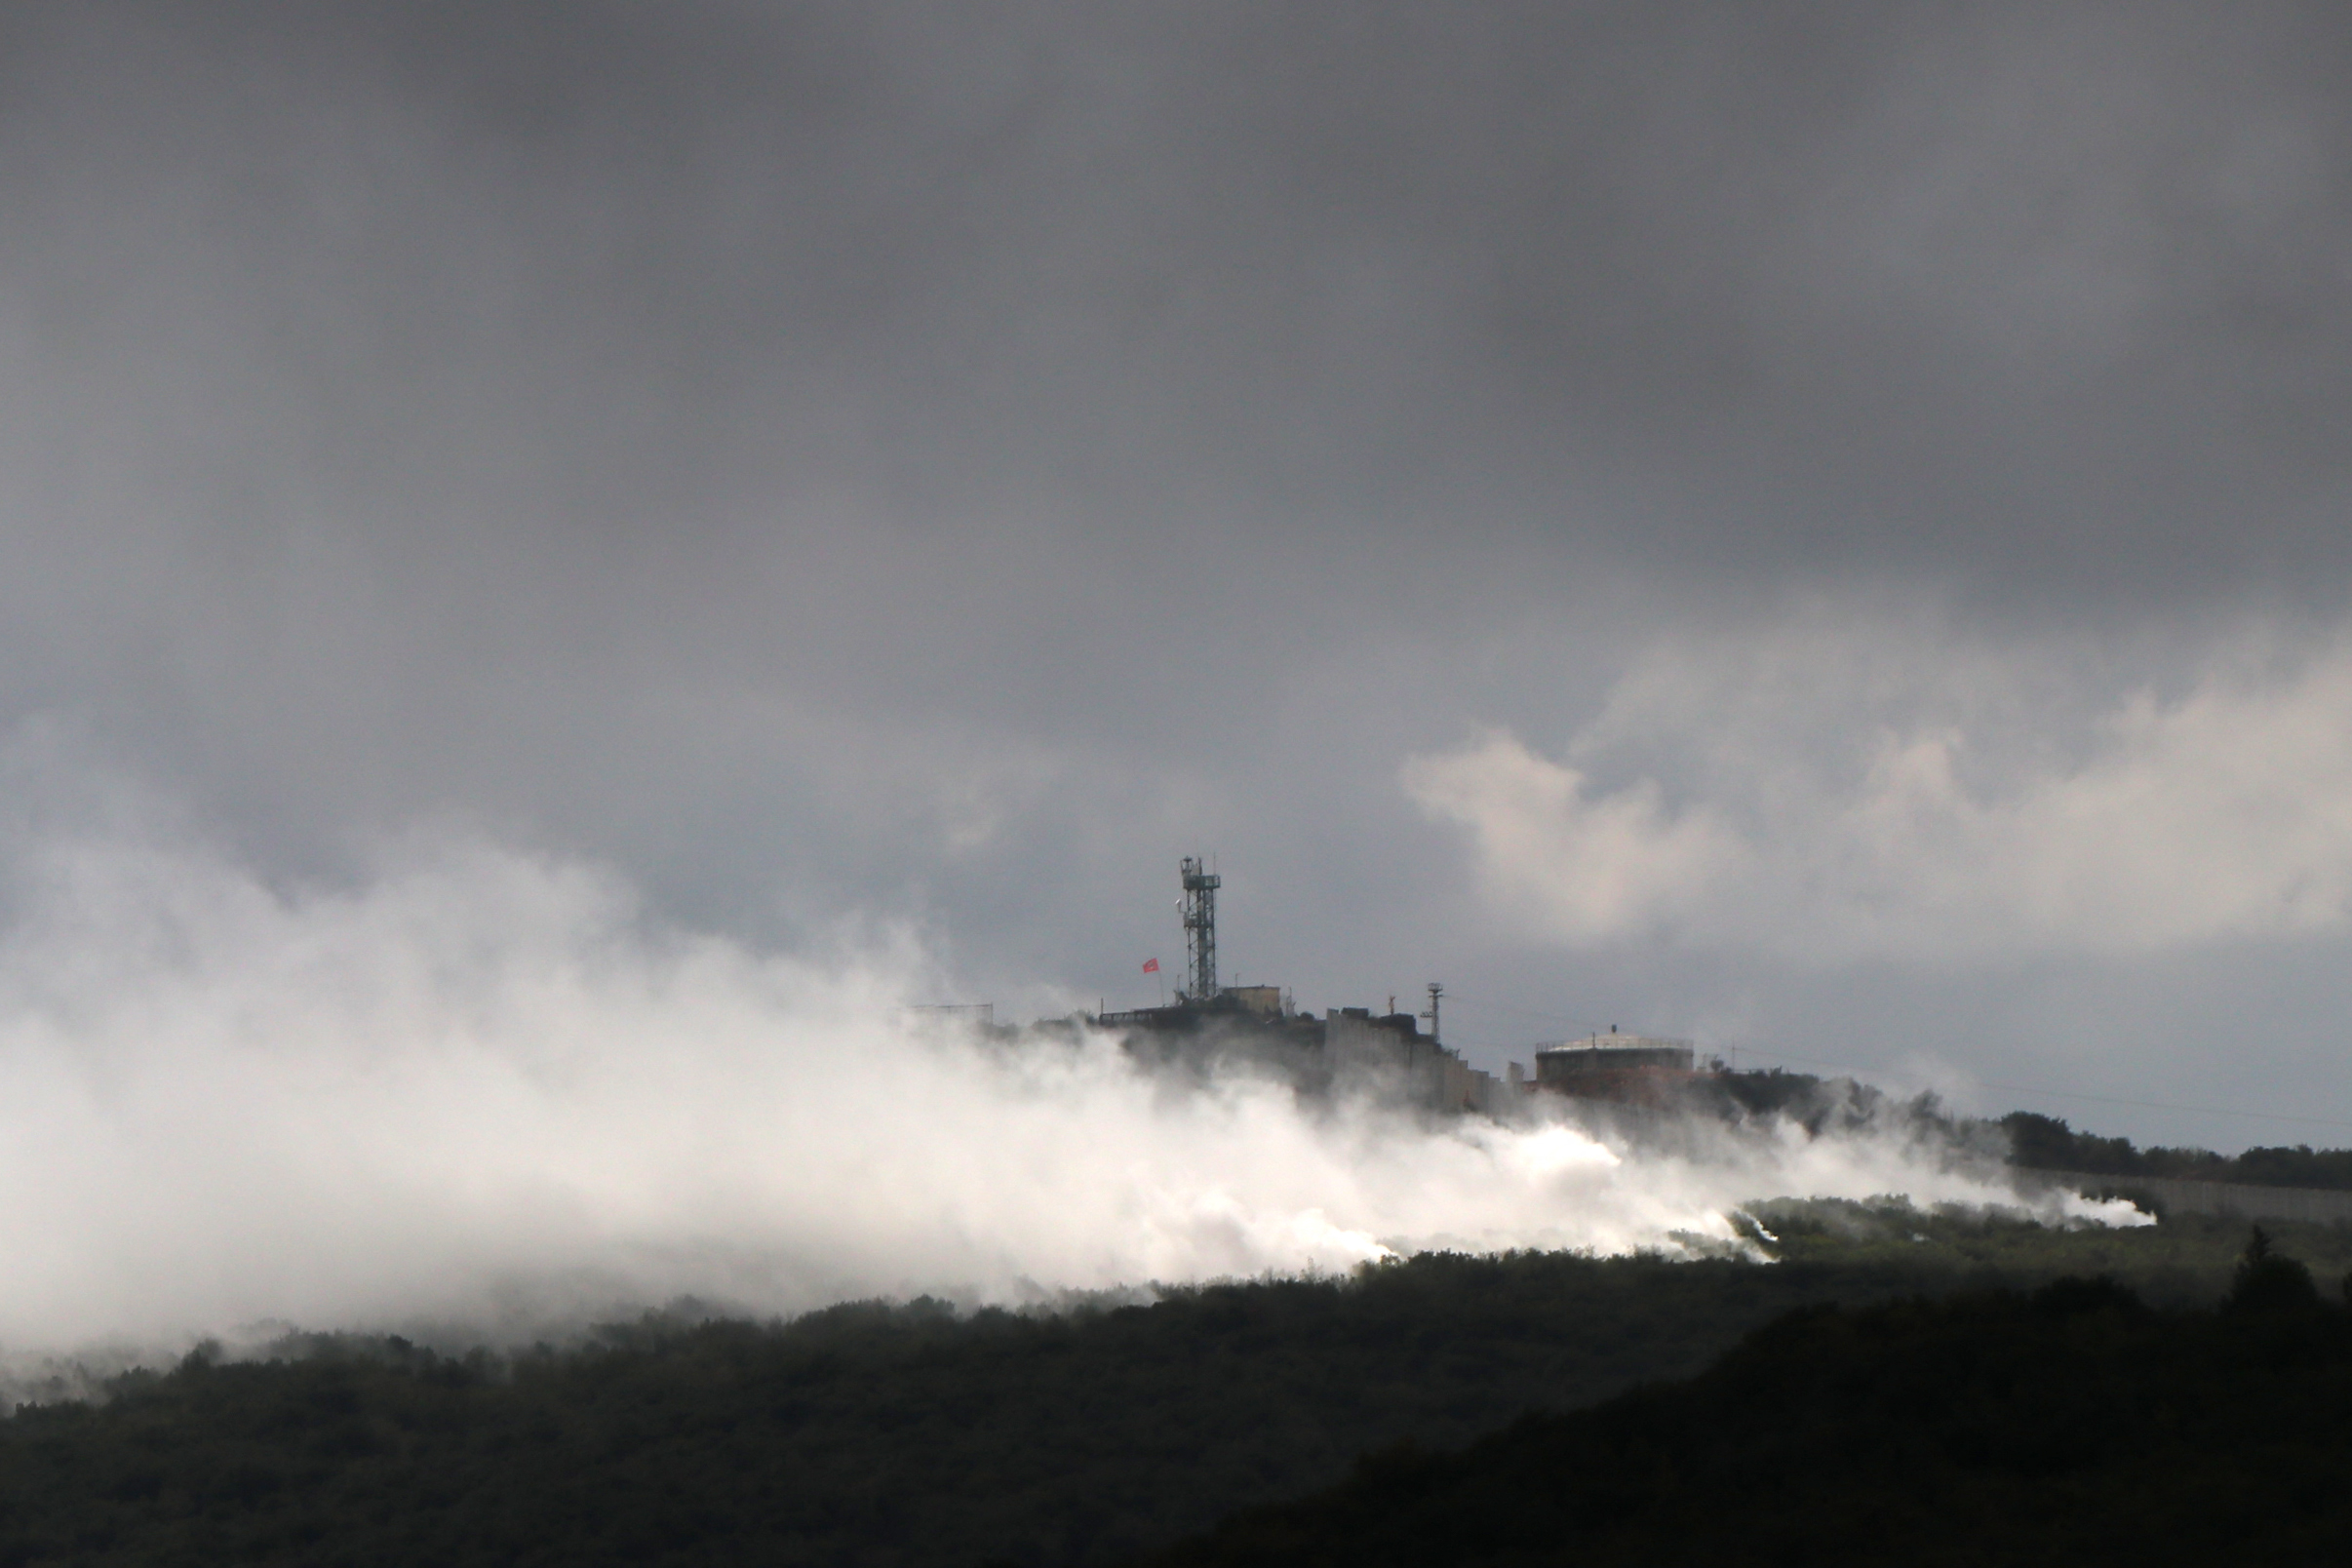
[0,805,2137,1356]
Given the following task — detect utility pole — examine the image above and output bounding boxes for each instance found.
[1179,856,1221,1004]
[1422,982,1443,1046]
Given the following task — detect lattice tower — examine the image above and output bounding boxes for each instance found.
[1179,856,1221,1003]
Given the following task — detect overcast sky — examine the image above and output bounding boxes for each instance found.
[5,1,2350,1150]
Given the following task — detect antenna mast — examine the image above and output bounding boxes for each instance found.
[1422,981,1443,1046]
[1180,856,1221,1003]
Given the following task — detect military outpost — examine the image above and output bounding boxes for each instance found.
[1085,858,1704,1117]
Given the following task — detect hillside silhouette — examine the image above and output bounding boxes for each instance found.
[1136,1231,2352,1567]
[2,1212,2346,1566]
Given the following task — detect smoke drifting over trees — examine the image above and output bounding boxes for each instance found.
[0,808,2137,1352]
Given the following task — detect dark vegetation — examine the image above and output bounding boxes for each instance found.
[4,1211,2350,1566]
[1713,1066,2352,1191]
[1999,1109,2352,1190]
[1136,1229,2352,1567]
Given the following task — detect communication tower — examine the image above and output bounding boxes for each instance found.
[1179,856,1221,1003]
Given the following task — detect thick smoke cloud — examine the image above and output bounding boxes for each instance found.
[1,0,2347,1177]
[0,784,2131,1353]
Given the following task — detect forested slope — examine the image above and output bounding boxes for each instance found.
[1135,1235,2352,1567]
[2,1210,2343,1566]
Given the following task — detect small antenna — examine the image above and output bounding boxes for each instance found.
[1421,982,1443,1046]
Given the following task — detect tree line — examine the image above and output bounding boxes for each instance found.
[1707,1066,2352,1191]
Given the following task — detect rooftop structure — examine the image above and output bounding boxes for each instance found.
[1532,1033,1699,1105]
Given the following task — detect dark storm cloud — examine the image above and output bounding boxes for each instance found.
[9,1,2347,604]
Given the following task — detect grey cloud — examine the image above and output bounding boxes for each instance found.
[12,3,2348,584]
[3,2,2348,1146]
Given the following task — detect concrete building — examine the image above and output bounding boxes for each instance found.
[1100,996,1501,1115]
[1226,985,1285,1016]
[1326,1006,1495,1111]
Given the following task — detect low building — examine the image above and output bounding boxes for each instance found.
[1101,997,1500,1115]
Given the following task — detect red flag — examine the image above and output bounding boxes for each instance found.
[1142,958,1159,973]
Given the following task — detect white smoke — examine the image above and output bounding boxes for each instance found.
[0,818,2137,1355]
